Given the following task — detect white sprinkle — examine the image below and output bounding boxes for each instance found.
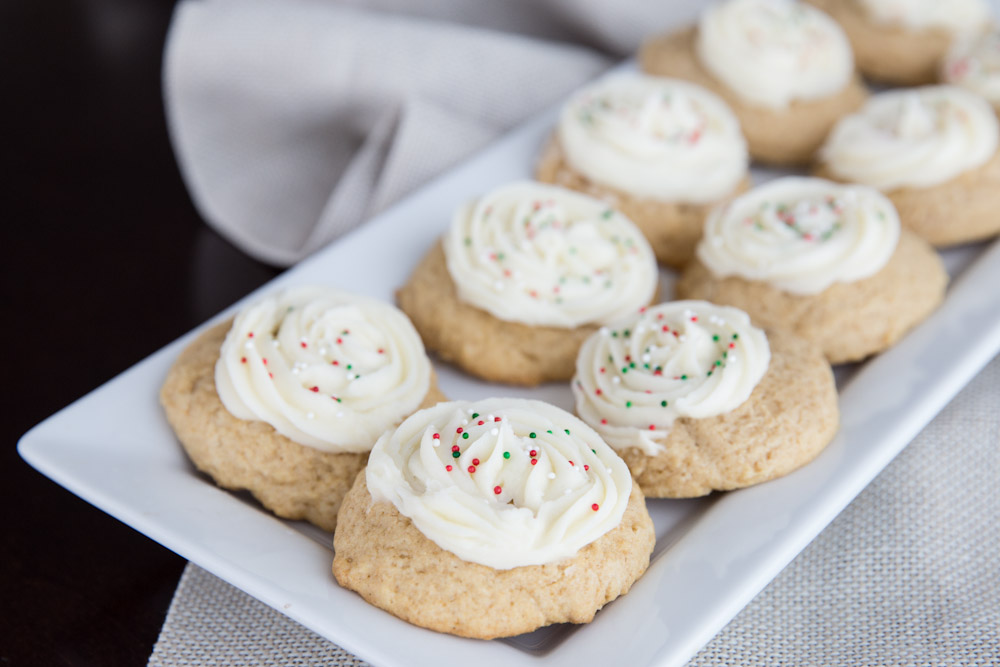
[347,373,355,380]
[599,327,610,336]
[612,376,621,384]
[679,335,687,342]
[491,428,498,436]
[244,341,253,350]
[548,472,556,479]
[607,468,613,474]
[642,353,651,363]
[273,340,280,348]
[336,411,344,418]
[307,412,315,420]
[291,368,299,375]
[432,440,439,447]
[730,355,738,363]
[319,347,327,355]
[564,488,572,495]
[635,324,646,334]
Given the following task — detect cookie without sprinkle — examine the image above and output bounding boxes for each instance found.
[160,321,445,532]
[397,241,606,385]
[332,472,655,639]
[677,229,947,364]
[806,0,956,86]
[615,328,838,498]
[639,26,868,165]
[536,135,750,269]
[816,151,1000,247]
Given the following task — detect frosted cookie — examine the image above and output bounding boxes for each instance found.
[396,181,659,386]
[676,177,947,363]
[942,28,1000,114]
[640,0,867,165]
[160,286,445,531]
[809,0,991,85]
[571,301,838,497]
[817,85,1000,247]
[333,398,654,639]
[535,71,750,268]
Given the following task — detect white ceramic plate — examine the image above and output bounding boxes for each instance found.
[19,85,1000,666]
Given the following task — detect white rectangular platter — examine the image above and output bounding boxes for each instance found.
[19,84,1000,667]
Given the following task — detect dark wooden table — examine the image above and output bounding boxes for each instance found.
[2,1,281,663]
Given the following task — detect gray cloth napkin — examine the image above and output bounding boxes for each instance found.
[149,353,1000,666]
[164,0,702,266]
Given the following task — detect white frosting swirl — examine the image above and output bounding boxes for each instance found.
[444,182,658,328]
[696,0,854,109]
[943,29,1000,108]
[365,398,633,569]
[215,286,431,453]
[820,85,1000,190]
[697,177,900,294]
[857,0,991,34]
[573,301,770,456]
[557,72,747,203]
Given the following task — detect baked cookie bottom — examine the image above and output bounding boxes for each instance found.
[332,473,655,639]
[805,0,951,86]
[397,241,608,386]
[676,229,947,364]
[817,151,1000,247]
[612,328,839,498]
[159,321,446,532]
[638,26,868,166]
[535,135,750,269]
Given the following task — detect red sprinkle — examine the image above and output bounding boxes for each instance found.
[531,459,538,466]
[300,342,307,348]
[451,445,460,452]
[662,325,670,332]
[456,427,463,434]
[494,417,501,422]
[595,389,602,395]
[446,465,453,472]
[729,343,736,349]
[336,337,343,344]
[468,465,476,473]
[477,420,484,426]
[529,450,537,457]
[599,367,606,373]
[247,332,254,338]
[240,357,247,364]
[649,425,656,431]
[639,306,647,313]
[310,386,319,393]
[569,461,575,467]
[584,465,590,471]
[691,316,698,322]
[601,419,608,425]
[331,360,339,366]
[262,358,268,365]
[472,458,480,466]
[377,348,384,354]
[591,503,600,511]
[433,433,440,440]
[493,486,502,495]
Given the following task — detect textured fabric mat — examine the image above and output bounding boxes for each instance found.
[149,355,1000,666]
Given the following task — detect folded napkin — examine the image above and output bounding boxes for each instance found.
[164,0,701,266]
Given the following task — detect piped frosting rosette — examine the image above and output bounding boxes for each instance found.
[573,301,770,456]
[820,85,1000,190]
[365,398,633,570]
[857,0,991,34]
[215,285,431,453]
[695,0,854,109]
[697,177,900,294]
[443,181,658,328]
[944,29,1000,107]
[556,72,747,203]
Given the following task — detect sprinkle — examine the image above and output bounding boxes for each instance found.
[477,420,485,426]
[564,429,570,435]
[377,348,384,354]
[548,472,556,479]
[433,433,440,440]
[494,417,501,422]
[331,360,339,366]
[491,428,498,436]
[530,450,538,457]
[503,452,510,459]
[307,412,315,420]
[241,357,246,364]
[472,413,479,419]
[452,451,460,459]
[732,333,739,340]
[494,486,502,495]
[462,432,469,439]
[446,465,453,472]
[649,425,655,431]
[595,389,602,395]
[310,386,319,393]
[661,400,668,407]
[472,458,480,466]
[529,432,537,438]
[300,342,307,348]
[600,419,608,425]
[584,465,590,470]
[626,401,632,408]
[591,504,600,511]
[531,459,538,465]
[729,342,736,349]
[456,427,463,434]
[247,332,254,338]
[468,465,476,473]
[452,445,460,452]
[569,461,575,466]
[262,358,268,365]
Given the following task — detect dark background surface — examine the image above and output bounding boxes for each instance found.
[2,1,281,664]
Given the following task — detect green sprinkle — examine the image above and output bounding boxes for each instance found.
[611,331,618,338]
[713,335,719,342]
[503,452,510,459]
[346,364,352,370]
[564,429,570,435]
[715,360,722,366]
[452,451,460,458]
[462,432,469,439]
[592,449,596,454]
[621,367,629,374]
[629,362,636,369]
[623,330,631,337]
[732,333,739,340]
[626,401,633,408]
[661,400,668,407]
[472,413,479,419]
[547,430,553,434]
[601,209,613,219]
[681,374,688,380]
[529,432,537,439]
[707,371,713,377]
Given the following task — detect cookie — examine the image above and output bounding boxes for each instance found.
[571,301,838,498]
[332,398,655,639]
[676,177,947,363]
[160,286,445,531]
[941,28,1000,114]
[640,0,867,165]
[809,0,991,86]
[817,85,1000,247]
[535,71,749,268]
[396,181,658,386]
